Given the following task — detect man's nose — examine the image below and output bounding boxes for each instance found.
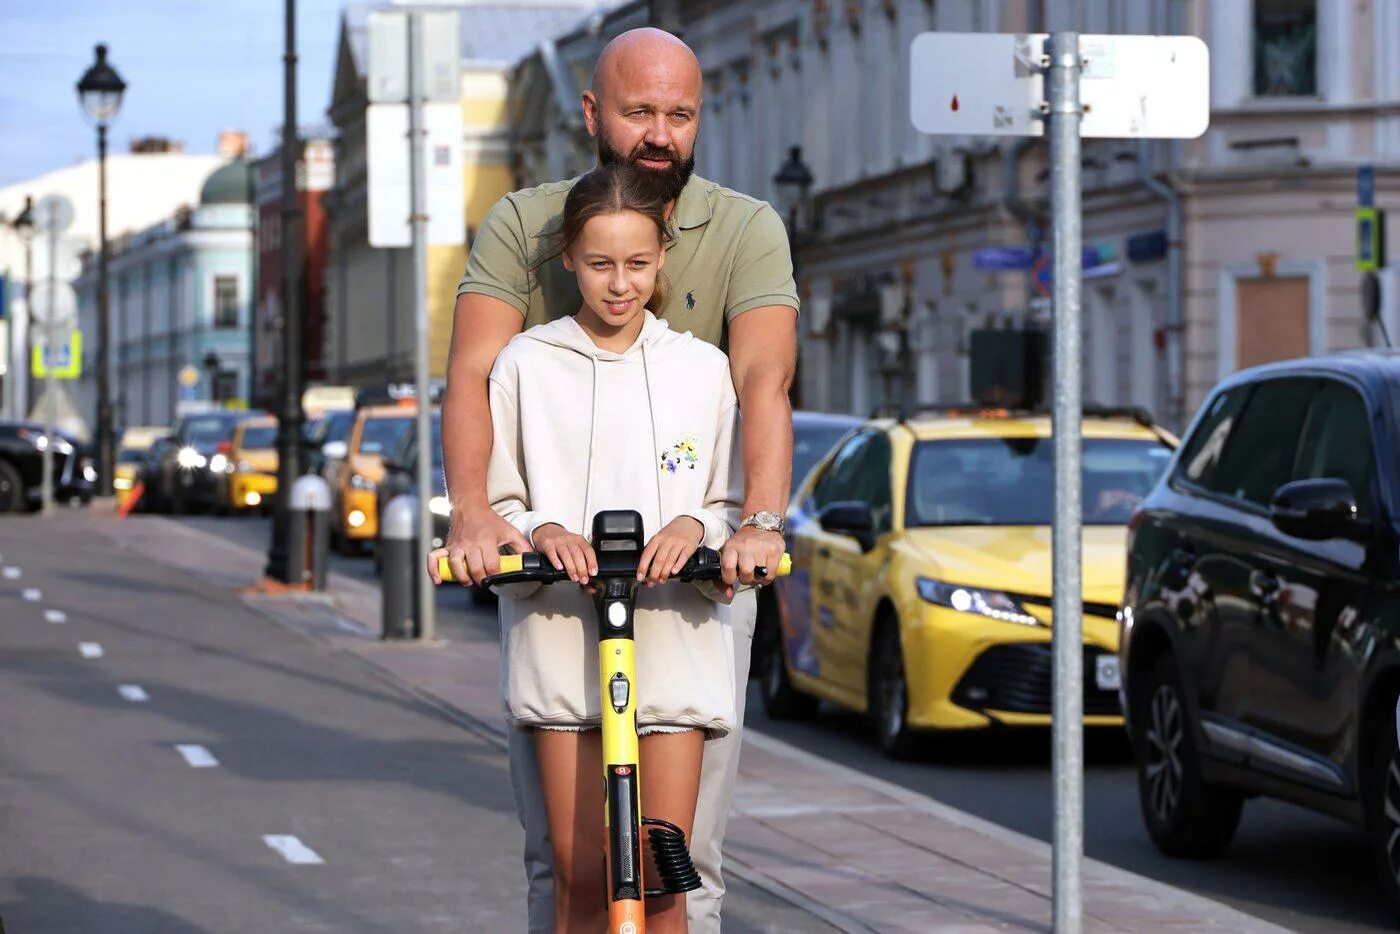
[643,114,672,150]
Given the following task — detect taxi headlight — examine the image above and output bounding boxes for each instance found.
[114,477,132,491]
[177,446,206,469]
[428,495,451,517]
[916,577,1040,627]
[349,473,376,492]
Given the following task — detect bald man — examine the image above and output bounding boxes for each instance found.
[435,27,797,932]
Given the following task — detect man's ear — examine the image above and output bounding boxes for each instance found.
[581,90,600,138]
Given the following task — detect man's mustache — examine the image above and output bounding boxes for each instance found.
[631,146,677,164]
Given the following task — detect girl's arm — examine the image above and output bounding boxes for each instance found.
[486,374,564,546]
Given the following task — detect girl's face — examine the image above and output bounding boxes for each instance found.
[564,210,664,336]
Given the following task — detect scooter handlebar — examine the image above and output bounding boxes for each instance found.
[435,549,791,586]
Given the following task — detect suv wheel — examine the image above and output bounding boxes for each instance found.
[1132,653,1242,858]
[870,616,920,759]
[754,590,817,720]
[1365,695,1400,918]
[0,461,24,512]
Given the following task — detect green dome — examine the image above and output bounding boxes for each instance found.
[200,159,253,205]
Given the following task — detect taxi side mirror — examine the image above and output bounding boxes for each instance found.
[819,501,876,552]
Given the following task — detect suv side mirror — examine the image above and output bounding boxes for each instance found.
[322,440,348,461]
[1270,478,1361,540]
[819,501,876,551]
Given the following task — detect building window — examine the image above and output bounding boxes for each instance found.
[214,369,240,402]
[214,276,239,329]
[1253,0,1316,97]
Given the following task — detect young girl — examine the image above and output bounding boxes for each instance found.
[480,164,743,932]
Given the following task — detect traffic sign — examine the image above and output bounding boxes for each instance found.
[32,194,75,235]
[1357,208,1386,273]
[28,280,77,327]
[179,364,200,387]
[910,33,1210,139]
[1359,165,1375,208]
[32,329,82,379]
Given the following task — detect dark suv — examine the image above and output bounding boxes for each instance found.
[1120,351,1400,913]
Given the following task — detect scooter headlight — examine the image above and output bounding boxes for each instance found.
[916,577,1040,627]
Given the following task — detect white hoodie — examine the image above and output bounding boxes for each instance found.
[486,311,744,735]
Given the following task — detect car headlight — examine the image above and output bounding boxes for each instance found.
[349,473,376,492]
[18,428,46,450]
[237,460,256,474]
[208,453,230,474]
[82,465,98,483]
[114,476,132,491]
[916,577,1041,627]
[177,447,207,469]
[429,495,451,517]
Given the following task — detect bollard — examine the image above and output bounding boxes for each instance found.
[380,494,419,640]
[288,475,332,591]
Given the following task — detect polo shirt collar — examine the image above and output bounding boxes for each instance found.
[670,174,712,231]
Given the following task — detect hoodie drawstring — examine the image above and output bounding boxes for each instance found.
[640,342,666,529]
[581,356,600,534]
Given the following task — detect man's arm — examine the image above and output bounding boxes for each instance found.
[721,304,796,587]
[431,291,530,585]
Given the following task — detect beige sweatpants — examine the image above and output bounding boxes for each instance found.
[506,589,757,933]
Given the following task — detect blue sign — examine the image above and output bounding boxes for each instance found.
[973,247,1036,270]
[1360,165,1375,208]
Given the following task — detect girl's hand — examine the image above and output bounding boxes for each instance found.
[532,523,598,585]
[637,516,704,586]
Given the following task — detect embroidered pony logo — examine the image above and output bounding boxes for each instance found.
[685,290,696,310]
[659,436,700,473]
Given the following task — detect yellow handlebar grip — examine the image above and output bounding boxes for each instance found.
[435,553,525,584]
[777,553,792,577]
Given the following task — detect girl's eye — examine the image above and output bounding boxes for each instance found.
[590,261,610,270]
[629,260,649,269]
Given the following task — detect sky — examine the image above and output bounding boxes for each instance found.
[0,0,346,188]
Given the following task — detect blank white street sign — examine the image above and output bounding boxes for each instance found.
[910,33,1210,139]
[367,102,466,247]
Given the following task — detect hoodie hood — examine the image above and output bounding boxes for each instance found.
[522,310,678,360]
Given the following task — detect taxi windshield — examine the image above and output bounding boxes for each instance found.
[907,437,1174,527]
[359,417,412,455]
[240,425,278,449]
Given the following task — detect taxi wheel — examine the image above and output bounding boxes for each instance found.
[755,592,817,720]
[870,615,920,759]
[0,461,24,512]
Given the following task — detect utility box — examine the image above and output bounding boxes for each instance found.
[970,328,1048,409]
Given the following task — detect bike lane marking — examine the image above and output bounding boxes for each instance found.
[2,567,19,580]
[117,685,150,702]
[78,642,104,658]
[262,835,325,865]
[44,609,67,623]
[175,744,219,768]
[21,588,40,602]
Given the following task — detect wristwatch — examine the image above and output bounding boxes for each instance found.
[740,510,786,534]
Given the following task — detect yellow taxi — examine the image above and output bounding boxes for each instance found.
[758,406,1177,757]
[331,404,416,553]
[226,416,279,512]
[114,425,169,511]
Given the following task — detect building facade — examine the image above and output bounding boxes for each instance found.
[321,0,602,388]
[72,160,256,428]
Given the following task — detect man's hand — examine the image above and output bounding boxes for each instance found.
[720,525,784,597]
[532,523,598,586]
[637,516,704,586]
[427,505,531,586]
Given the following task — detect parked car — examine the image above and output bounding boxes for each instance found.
[759,405,1176,757]
[377,411,448,550]
[0,421,96,511]
[307,408,354,477]
[144,411,265,514]
[115,425,170,511]
[225,415,279,513]
[1120,351,1400,914]
[329,404,417,554]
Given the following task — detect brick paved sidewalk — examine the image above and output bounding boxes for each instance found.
[99,514,1288,933]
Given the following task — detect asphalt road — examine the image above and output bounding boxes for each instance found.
[176,514,1398,932]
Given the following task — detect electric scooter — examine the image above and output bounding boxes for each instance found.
[436,509,789,933]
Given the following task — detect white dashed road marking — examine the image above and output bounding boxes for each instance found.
[175,744,219,768]
[117,685,150,702]
[78,642,104,659]
[44,609,67,624]
[262,835,324,865]
[3,567,20,579]
[21,588,41,602]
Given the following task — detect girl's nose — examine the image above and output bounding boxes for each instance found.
[609,270,628,294]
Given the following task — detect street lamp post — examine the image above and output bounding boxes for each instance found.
[77,43,126,499]
[773,145,813,407]
[10,197,36,422]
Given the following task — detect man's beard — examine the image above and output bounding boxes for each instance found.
[597,133,695,204]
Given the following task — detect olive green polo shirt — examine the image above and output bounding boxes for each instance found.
[456,173,798,349]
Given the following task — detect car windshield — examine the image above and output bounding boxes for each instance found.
[321,410,354,445]
[117,448,146,464]
[240,425,278,449]
[184,417,238,450]
[907,437,1175,527]
[359,417,412,455]
[793,421,857,488]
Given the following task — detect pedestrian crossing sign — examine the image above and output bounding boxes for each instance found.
[32,329,82,379]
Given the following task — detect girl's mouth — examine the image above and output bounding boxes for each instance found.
[604,299,633,315]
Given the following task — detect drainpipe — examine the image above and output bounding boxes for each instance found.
[1139,138,1184,431]
[1002,138,1044,258]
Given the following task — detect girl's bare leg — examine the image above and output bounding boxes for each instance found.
[536,728,605,933]
[639,729,704,933]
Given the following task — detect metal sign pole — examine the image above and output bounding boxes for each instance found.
[41,224,58,516]
[1047,31,1083,934]
[407,10,436,642]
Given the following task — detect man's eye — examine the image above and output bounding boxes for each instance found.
[670,113,691,124]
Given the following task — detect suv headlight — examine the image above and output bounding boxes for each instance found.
[177,446,207,469]
[208,453,230,474]
[916,577,1040,627]
[349,473,376,492]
